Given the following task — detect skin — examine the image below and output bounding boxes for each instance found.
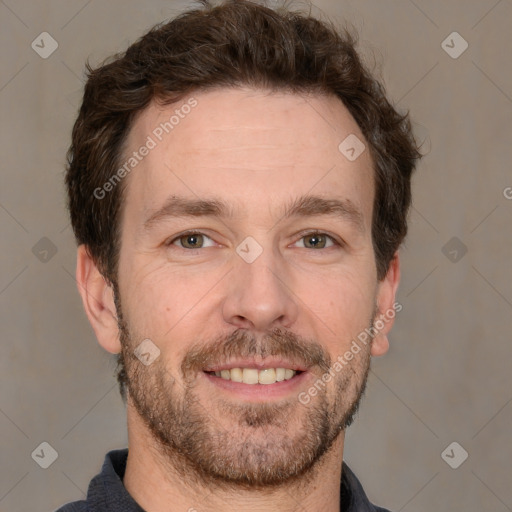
[76,87,400,512]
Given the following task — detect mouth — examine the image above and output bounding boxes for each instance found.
[204,367,303,385]
[201,359,310,400]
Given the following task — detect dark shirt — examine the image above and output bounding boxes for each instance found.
[56,449,391,512]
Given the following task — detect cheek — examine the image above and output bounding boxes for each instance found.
[119,255,224,349]
[119,258,182,337]
[306,270,376,353]
[308,264,375,314]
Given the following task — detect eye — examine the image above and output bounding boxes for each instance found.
[168,231,216,250]
[293,232,338,249]
[166,231,340,251]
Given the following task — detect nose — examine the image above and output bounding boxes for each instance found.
[222,247,299,333]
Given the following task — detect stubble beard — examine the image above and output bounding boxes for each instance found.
[117,303,373,491]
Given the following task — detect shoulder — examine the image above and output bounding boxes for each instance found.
[341,461,394,512]
[54,501,88,512]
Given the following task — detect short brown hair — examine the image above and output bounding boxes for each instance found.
[66,0,421,285]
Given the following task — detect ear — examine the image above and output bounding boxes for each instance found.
[370,251,401,357]
[76,245,121,354]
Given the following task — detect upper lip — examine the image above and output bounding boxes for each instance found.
[203,358,308,372]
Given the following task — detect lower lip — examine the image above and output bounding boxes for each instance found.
[202,371,310,401]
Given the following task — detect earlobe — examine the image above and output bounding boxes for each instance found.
[370,251,401,357]
[76,245,121,354]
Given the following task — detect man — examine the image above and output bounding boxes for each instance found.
[59,0,421,510]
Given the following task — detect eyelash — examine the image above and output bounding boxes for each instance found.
[165,230,342,251]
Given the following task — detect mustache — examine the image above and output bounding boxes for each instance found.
[181,328,332,377]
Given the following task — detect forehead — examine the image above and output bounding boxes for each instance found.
[122,87,374,226]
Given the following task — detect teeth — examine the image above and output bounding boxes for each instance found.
[258,368,276,384]
[284,369,294,380]
[210,368,297,384]
[243,368,259,384]
[230,367,243,382]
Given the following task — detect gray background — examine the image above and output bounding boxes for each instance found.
[1,0,511,511]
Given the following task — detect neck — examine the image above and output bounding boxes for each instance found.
[123,403,346,512]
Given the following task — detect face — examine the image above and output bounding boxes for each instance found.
[97,88,398,488]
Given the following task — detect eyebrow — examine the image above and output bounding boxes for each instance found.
[143,194,365,233]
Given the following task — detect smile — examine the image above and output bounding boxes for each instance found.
[205,367,300,385]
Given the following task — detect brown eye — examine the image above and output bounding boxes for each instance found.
[178,233,204,249]
[180,234,203,249]
[168,232,216,250]
[304,233,327,248]
[295,232,336,249]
